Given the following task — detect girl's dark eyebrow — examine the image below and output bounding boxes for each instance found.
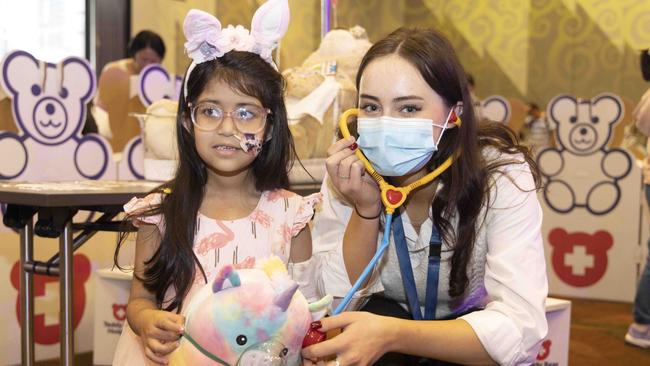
[195,99,262,108]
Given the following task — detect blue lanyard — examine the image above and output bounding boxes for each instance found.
[392,209,442,320]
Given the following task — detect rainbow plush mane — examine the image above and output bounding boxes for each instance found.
[170,256,331,365]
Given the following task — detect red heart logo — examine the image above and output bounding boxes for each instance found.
[386,189,403,205]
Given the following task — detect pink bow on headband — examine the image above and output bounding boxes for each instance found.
[183,0,290,68]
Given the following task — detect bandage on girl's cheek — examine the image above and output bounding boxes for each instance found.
[237,133,263,154]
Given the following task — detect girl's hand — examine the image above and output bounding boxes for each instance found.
[325,137,381,216]
[138,309,185,365]
[301,312,396,366]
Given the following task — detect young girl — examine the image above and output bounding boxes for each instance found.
[113,3,321,365]
[305,28,547,365]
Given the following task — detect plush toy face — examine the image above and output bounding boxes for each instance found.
[0,50,95,145]
[174,257,330,366]
[547,93,622,155]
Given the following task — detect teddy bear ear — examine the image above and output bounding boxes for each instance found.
[60,56,96,102]
[548,227,568,246]
[548,94,577,126]
[591,93,623,126]
[138,64,173,107]
[1,50,42,97]
[592,230,614,250]
[73,254,92,282]
[480,96,510,124]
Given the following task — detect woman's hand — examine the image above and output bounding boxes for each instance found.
[325,137,381,216]
[302,312,397,366]
[137,308,185,365]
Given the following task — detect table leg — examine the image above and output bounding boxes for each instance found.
[20,218,34,366]
[60,221,74,366]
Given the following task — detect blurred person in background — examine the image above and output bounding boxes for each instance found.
[95,30,166,151]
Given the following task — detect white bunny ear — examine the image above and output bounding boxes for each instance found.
[183,9,221,43]
[183,9,223,64]
[250,0,290,47]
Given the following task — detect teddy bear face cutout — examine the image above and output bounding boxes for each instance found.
[1,50,95,145]
[548,94,622,155]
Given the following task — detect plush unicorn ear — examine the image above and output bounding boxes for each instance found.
[212,265,241,293]
[308,294,333,321]
[273,282,299,312]
[250,0,290,47]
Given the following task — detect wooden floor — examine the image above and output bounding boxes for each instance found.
[34,298,650,365]
[568,298,650,365]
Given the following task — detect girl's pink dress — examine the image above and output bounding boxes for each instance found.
[112,189,322,365]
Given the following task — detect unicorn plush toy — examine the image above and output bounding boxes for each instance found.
[170,256,331,366]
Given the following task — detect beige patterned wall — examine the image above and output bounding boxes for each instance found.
[131,0,218,76]
[131,0,320,75]
[132,0,650,107]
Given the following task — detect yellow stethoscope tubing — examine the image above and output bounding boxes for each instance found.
[332,108,460,315]
[337,108,457,214]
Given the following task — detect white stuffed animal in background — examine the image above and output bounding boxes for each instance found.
[537,93,632,215]
[283,26,372,160]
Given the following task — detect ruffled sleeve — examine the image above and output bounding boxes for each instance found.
[290,192,323,236]
[123,193,164,229]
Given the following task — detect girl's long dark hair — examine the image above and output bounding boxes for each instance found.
[115,51,296,311]
[357,28,541,298]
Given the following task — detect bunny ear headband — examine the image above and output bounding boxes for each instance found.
[182,0,290,98]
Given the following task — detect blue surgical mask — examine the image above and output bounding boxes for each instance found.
[357,112,451,177]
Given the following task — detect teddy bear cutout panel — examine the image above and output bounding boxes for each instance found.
[117,63,181,180]
[480,95,511,124]
[537,93,641,302]
[0,50,116,181]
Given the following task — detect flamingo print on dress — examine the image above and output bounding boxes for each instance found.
[234,256,255,269]
[274,223,292,256]
[195,220,235,267]
[250,208,272,238]
[267,189,294,211]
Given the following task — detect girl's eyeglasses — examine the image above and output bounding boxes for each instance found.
[190,102,271,134]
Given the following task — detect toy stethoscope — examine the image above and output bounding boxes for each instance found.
[332,108,461,315]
